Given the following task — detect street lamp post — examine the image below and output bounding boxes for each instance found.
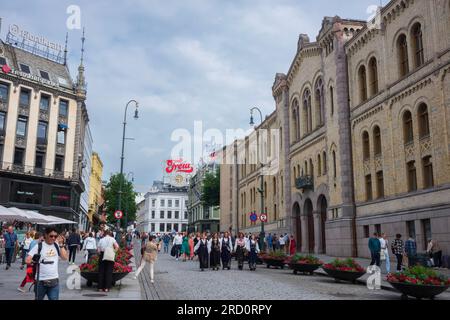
[249,107,265,252]
[117,100,139,237]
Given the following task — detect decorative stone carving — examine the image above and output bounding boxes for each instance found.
[420,136,432,157]
[18,106,29,117]
[15,136,26,148]
[404,143,415,162]
[56,143,65,155]
[374,155,383,172]
[363,159,371,175]
[39,110,49,122]
[0,102,7,112]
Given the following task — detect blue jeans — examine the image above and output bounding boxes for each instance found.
[383,250,390,273]
[35,281,59,300]
[5,248,14,266]
[164,243,169,253]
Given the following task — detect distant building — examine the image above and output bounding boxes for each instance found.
[188,163,220,234]
[137,181,188,234]
[88,152,103,228]
[79,124,92,231]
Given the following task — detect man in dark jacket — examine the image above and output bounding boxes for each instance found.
[67,229,81,264]
[368,233,381,267]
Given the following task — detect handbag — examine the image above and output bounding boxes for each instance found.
[380,249,386,261]
[103,246,116,262]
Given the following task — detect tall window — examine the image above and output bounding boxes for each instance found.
[309,159,314,178]
[0,112,6,134]
[332,151,337,179]
[418,103,430,138]
[358,65,368,103]
[0,83,9,102]
[19,89,30,107]
[403,111,414,144]
[40,95,50,111]
[330,86,334,117]
[14,148,25,165]
[57,130,66,145]
[407,161,417,192]
[16,117,28,137]
[369,57,378,96]
[398,34,409,77]
[167,211,172,219]
[273,177,276,196]
[160,211,164,219]
[59,100,68,117]
[168,199,172,207]
[160,199,165,207]
[314,77,324,127]
[412,23,424,68]
[376,171,384,199]
[362,131,370,160]
[37,122,48,141]
[54,156,64,172]
[35,152,45,169]
[151,210,155,219]
[373,126,382,156]
[323,151,327,174]
[317,154,322,176]
[422,156,434,189]
[292,99,300,142]
[303,89,312,134]
[365,174,373,201]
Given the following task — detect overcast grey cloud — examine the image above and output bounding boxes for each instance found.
[0,0,380,193]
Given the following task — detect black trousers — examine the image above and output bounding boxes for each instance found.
[433,251,442,267]
[5,248,13,266]
[69,246,77,263]
[370,251,380,267]
[395,254,403,271]
[98,253,114,290]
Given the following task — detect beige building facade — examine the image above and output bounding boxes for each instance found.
[220,0,450,257]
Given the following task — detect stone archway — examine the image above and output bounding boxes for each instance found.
[292,202,301,251]
[304,198,314,253]
[318,195,328,254]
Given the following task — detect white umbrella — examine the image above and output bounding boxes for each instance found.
[0,205,24,222]
[43,215,77,225]
[2,207,34,223]
[24,210,55,224]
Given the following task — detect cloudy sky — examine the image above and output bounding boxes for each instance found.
[1,0,381,193]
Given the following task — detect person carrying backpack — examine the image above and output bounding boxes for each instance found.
[26,227,68,300]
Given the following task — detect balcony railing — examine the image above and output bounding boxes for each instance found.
[0,161,79,181]
[295,175,314,190]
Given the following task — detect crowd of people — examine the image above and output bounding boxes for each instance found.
[0,223,128,300]
[368,232,443,273]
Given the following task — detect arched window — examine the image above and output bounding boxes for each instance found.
[362,131,370,160]
[358,65,368,103]
[330,86,334,117]
[412,23,424,68]
[369,57,378,96]
[314,78,324,127]
[418,103,430,138]
[323,151,327,174]
[403,111,414,144]
[292,99,300,142]
[373,126,382,156]
[317,154,322,176]
[309,158,314,178]
[273,177,276,196]
[293,166,297,180]
[332,151,337,179]
[398,34,409,77]
[303,89,312,134]
[297,164,300,178]
[305,160,308,176]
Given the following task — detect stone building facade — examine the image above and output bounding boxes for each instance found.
[220,0,450,257]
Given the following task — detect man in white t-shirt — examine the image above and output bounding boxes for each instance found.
[27,227,68,300]
[173,233,183,260]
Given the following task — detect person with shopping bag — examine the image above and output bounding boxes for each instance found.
[133,235,160,283]
[97,230,119,293]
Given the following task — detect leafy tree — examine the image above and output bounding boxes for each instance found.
[201,168,220,207]
[104,173,137,228]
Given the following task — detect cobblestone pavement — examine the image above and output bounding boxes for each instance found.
[0,250,141,300]
[134,246,407,300]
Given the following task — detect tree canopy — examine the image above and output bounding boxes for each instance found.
[201,168,220,207]
[104,173,137,228]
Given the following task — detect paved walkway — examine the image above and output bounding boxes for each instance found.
[0,248,141,300]
[133,243,414,300]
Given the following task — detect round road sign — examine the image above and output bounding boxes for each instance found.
[249,212,258,222]
[260,213,268,222]
[114,210,123,219]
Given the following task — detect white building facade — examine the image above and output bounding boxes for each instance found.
[138,181,188,234]
[79,124,92,231]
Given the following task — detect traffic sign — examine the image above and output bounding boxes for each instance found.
[260,213,268,223]
[249,212,258,222]
[114,210,123,219]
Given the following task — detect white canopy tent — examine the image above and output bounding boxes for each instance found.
[0,206,76,225]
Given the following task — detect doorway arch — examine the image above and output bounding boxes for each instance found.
[318,195,328,254]
[304,198,314,253]
[293,202,301,251]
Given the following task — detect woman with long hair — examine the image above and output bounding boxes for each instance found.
[181,232,190,262]
[245,234,260,271]
[134,235,160,283]
[209,233,221,271]
[194,233,209,271]
[97,230,119,293]
[188,233,195,261]
[234,232,247,270]
[220,231,232,270]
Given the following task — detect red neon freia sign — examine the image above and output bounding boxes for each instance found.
[165,159,194,174]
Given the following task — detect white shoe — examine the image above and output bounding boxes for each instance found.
[17,287,25,293]
[133,276,137,280]
[150,280,154,283]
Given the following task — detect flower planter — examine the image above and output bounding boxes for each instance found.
[289,263,322,275]
[262,258,286,269]
[80,272,129,287]
[388,281,449,300]
[322,268,366,283]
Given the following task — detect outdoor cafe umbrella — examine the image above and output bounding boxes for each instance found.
[9,207,49,224]
[0,205,34,223]
[42,215,77,225]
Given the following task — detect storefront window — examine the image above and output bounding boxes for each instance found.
[10,181,43,204]
[51,187,71,207]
